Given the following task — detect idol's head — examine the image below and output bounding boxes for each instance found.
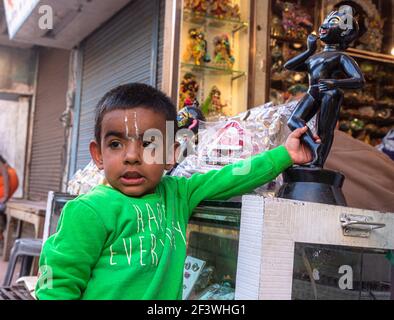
[319,6,359,49]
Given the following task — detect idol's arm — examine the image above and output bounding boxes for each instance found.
[337,54,366,89]
[319,55,365,91]
[284,34,318,72]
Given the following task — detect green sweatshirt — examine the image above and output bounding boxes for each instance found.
[36,146,293,300]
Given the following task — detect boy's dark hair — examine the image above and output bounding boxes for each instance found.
[95,83,178,143]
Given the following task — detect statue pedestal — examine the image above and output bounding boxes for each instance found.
[276,167,347,206]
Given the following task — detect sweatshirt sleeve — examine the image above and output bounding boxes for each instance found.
[35,199,107,300]
[182,145,293,215]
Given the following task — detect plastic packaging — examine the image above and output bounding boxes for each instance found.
[67,160,106,195]
[171,100,317,193]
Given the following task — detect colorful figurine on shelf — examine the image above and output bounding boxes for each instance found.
[169,98,206,173]
[213,34,235,69]
[277,1,313,40]
[284,6,365,167]
[209,0,230,19]
[179,72,199,109]
[201,85,227,118]
[285,84,308,103]
[357,16,384,52]
[271,15,285,37]
[270,43,285,77]
[280,2,298,38]
[294,6,313,36]
[184,0,209,15]
[177,98,205,134]
[209,0,241,20]
[227,3,241,20]
[183,28,211,66]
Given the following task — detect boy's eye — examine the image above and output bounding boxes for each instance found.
[109,141,122,149]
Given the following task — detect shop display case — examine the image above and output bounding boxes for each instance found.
[47,193,394,300]
[184,200,241,300]
[177,0,251,119]
[184,197,394,300]
[236,196,394,300]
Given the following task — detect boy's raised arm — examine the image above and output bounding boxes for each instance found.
[35,200,107,300]
[174,126,316,218]
[182,145,293,215]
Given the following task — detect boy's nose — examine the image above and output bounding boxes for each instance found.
[123,140,142,165]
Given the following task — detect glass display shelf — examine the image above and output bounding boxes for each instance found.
[181,62,246,80]
[185,199,241,300]
[183,9,248,33]
[339,113,394,127]
[192,200,241,227]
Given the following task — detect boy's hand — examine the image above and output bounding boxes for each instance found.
[285,126,321,165]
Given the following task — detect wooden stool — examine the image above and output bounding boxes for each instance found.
[2,200,46,262]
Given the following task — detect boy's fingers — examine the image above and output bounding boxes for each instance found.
[313,134,322,143]
[291,126,308,138]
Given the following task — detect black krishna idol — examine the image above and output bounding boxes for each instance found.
[277,6,366,206]
[284,6,365,168]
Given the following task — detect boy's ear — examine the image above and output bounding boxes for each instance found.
[89,140,104,170]
[165,141,181,171]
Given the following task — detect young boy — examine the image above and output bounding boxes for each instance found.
[36,83,319,300]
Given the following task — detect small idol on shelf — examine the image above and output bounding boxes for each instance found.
[294,6,313,36]
[338,120,352,135]
[278,1,313,40]
[179,72,199,109]
[354,12,384,52]
[183,28,211,66]
[270,44,285,79]
[271,15,285,37]
[360,61,375,78]
[209,0,241,20]
[286,84,308,102]
[343,91,374,107]
[184,0,209,15]
[209,0,230,19]
[228,3,241,20]
[213,34,235,69]
[350,118,365,137]
[201,85,228,118]
[177,98,205,134]
[281,2,299,38]
[169,99,206,175]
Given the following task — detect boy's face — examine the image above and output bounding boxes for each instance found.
[90,107,174,197]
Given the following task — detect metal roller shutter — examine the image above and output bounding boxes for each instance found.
[157,0,165,89]
[28,47,70,200]
[75,0,162,171]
